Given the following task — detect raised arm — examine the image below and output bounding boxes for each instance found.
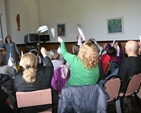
[58,37,76,65]
[40,47,53,68]
[13,42,20,55]
[91,38,103,55]
[77,35,83,47]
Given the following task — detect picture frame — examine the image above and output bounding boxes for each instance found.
[57,23,66,37]
[107,17,124,34]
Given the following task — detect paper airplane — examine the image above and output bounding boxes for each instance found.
[37,25,48,33]
[77,26,85,41]
[19,52,22,66]
[139,36,141,42]
[116,45,120,56]
[51,28,55,38]
[19,60,22,66]
[21,50,23,57]
[57,46,61,54]
[7,53,13,66]
[111,40,115,47]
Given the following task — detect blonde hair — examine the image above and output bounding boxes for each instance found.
[20,53,37,83]
[50,49,60,60]
[78,42,99,69]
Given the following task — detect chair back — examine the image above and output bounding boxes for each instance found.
[105,77,121,102]
[97,59,105,82]
[16,88,52,113]
[121,73,141,97]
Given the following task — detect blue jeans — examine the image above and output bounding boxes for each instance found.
[98,68,119,86]
[106,68,119,80]
[111,62,119,73]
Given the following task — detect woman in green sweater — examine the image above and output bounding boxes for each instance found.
[58,37,99,86]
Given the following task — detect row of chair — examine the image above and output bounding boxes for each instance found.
[15,73,141,113]
[105,73,141,113]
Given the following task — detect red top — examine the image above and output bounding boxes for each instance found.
[100,54,111,74]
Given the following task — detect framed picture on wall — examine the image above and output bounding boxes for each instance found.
[107,17,124,34]
[57,23,66,37]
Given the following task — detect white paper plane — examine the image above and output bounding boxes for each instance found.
[57,46,61,54]
[111,40,115,47]
[37,25,48,33]
[139,36,141,43]
[116,45,120,56]
[21,50,23,57]
[51,28,55,38]
[77,26,85,41]
[7,53,13,66]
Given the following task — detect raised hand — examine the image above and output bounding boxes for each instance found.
[91,38,95,41]
[40,47,47,57]
[58,37,63,43]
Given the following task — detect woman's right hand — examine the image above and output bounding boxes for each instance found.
[58,37,63,43]
[40,47,47,57]
[78,35,82,40]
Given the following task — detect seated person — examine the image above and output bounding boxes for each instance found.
[88,38,104,56]
[30,49,42,65]
[113,41,123,65]
[0,52,17,78]
[100,41,141,93]
[14,47,59,112]
[101,41,123,64]
[118,40,141,93]
[19,49,42,73]
[50,49,65,70]
[100,46,118,74]
[100,43,111,56]
[58,36,99,86]
[72,44,80,55]
[71,35,82,55]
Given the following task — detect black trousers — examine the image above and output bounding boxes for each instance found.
[0,102,14,113]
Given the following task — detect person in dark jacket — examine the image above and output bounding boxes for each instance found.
[14,47,59,113]
[99,41,141,93]
[118,40,141,93]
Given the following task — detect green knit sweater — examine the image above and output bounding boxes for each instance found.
[60,42,99,86]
